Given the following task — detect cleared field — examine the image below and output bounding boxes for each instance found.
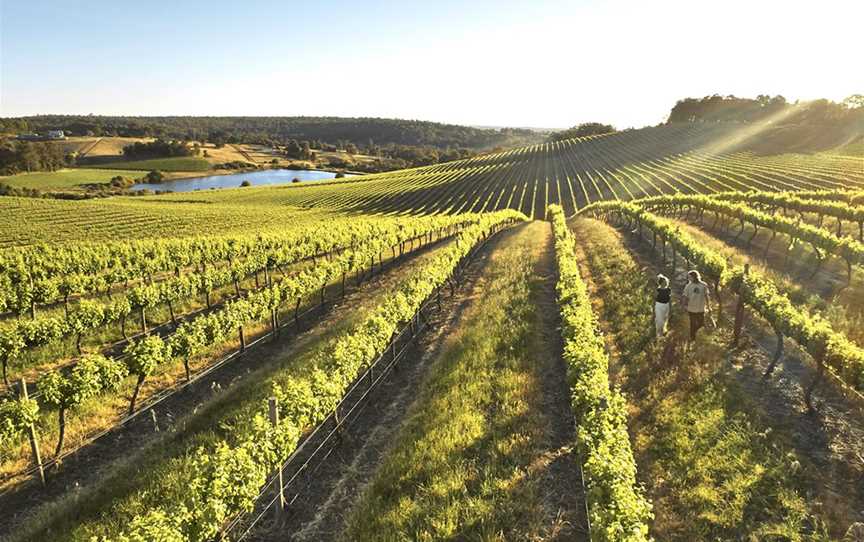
[79,137,153,159]
[0,168,147,190]
[92,156,211,172]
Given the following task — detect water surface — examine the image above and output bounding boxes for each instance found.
[130,169,340,192]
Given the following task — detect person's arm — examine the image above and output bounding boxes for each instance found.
[704,284,711,312]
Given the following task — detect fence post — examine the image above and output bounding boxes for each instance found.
[268,398,286,522]
[20,379,45,486]
[732,264,748,348]
[764,330,784,378]
[239,326,246,352]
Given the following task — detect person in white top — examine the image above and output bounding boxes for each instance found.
[682,270,711,341]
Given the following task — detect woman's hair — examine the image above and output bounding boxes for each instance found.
[657,274,669,287]
[688,270,701,282]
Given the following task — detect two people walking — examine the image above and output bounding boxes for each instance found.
[654,270,711,341]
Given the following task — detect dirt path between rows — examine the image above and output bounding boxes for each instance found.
[251,221,587,541]
[526,221,589,542]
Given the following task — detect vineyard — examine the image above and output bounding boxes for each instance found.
[2,122,864,541]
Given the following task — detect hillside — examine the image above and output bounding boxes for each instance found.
[120,122,864,217]
[11,115,547,150]
[1,122,862,246]
[3,116,864,542]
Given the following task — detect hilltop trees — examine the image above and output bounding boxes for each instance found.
[668,94,864,125]
[14,115,545,151]
[549,122,616,141]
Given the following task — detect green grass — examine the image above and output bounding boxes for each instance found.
[572,217,830,541]
[94,156,211,172]
[0,169,147,190]
[345,222,570,541]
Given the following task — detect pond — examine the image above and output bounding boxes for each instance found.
[129,169,342,192]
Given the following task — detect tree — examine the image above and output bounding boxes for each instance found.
[145,170,164,183]
[843,94,864,109]
[40,354,127,456]
[284,139,304,159]
[125,335,169,414]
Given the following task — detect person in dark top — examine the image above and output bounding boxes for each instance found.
[654,274,672,337]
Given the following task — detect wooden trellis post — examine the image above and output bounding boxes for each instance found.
[21,379,45,487]
[732,265,749,348]
[268,398,286,521]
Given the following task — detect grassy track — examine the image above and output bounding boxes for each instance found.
[345,221,584,541]
[0,169,147,190]
[571,217,831,540]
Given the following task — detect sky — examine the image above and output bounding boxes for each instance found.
[0,0,861,129]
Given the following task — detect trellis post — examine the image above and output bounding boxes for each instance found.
[21,379,45,487]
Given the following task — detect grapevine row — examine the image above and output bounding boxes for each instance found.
[0,215,479,388]
[636,194,864,282]
[710,190,864,239]
[582,201,864,405]
[0,216,451,317]
[0,214,482,461]
[548,204,652,542]
[102,210,525,541]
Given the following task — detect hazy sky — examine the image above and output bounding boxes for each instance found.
[1,0,860,129]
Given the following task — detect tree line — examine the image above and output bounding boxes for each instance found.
[668,94,864,125]
[9,115,545,150]
[548,122,616,141]
[0,139,69,175]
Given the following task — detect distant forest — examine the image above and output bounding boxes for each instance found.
[1,116,545,151]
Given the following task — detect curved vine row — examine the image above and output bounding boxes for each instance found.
[636,194,864,281]
[581,201,864,398]
[711,190,864,239]
[0,214,483,458]
[548,204,652,542]
[0,216,469,317]
[100,210,525,542]
[0,214,481,389]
